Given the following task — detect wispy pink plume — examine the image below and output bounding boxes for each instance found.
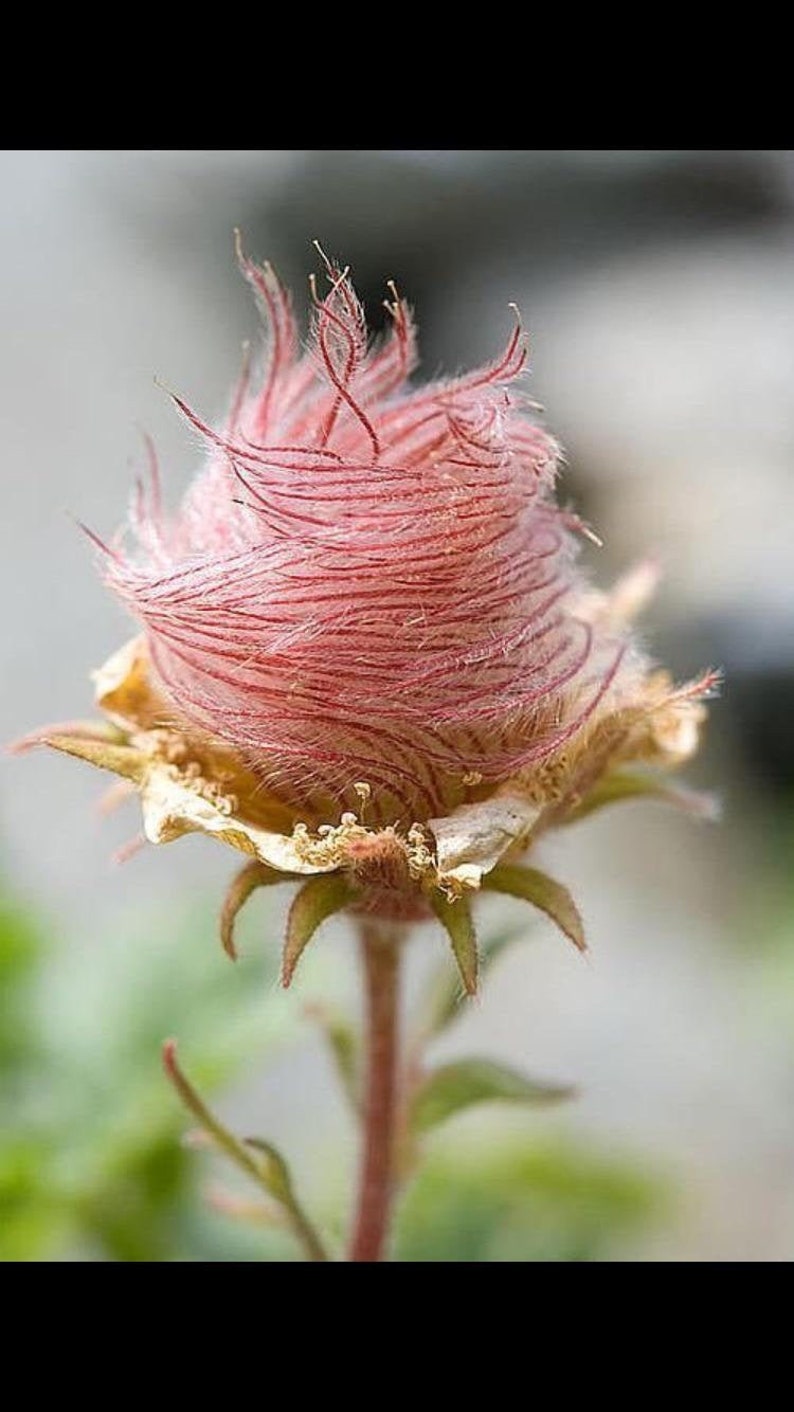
[105,244,632,823]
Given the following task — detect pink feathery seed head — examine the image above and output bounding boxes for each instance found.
[104,241,638,826]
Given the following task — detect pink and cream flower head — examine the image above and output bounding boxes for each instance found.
[20,240,717,991]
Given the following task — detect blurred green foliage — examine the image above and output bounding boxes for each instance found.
[0,881,670,1261]
[396,1126,666,1262]
[0,882,300,1260]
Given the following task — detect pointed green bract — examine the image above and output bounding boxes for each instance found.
[567,768,717,824]
[416,922,528,1039]
[411,1058,575,1134]
[429,892,478,996]
[220,859,293,961]
[282,874,357,988]
[482,864,586,953]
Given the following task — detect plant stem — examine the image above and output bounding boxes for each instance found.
[348,921,401,1262]
[284,1193,329,1264]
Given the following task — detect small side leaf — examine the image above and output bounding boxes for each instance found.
[429,892,478,996]
[282,874,356,987]
[566,769,718,824]
[243,1137,329,1263]
[482,865,586,954]
[411,1058,575,1134]
[243,1137,293,1204]
[162,1039,328,1261]
[220,859,293,961]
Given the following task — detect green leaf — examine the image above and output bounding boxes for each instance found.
[395,1132,667,1263]
[243,1138,328,1263]
[482,865,586,953]
[219,860,293,961]
[411,1059,574,1134]
[282,874,356,987]
[429,892,478,996]
[566,769,718,824]
[243,1137,293,1204]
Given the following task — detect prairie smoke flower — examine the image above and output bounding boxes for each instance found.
[23,242,716,989]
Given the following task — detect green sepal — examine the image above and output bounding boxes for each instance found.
[566,769,717,824]
[429,892,478,996]
[482,864,586,953]
[417,922,527,1039]
[220,859,295,961]
[282,874,357,987]
[411,1058,575,1135]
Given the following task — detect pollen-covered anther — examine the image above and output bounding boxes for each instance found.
[405,823,436,881]
[289,810,438,895]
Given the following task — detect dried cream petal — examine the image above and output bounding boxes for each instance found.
[644,694,707,767]
[92,636,170,731]
[573,560,661,631]
[427,792,542,894]
[138,765,338,875]
[90,638,296,835]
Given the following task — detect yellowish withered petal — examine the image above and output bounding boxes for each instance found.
[137,766,339,874]
[645,697,706,767]
[624,669,716,771]
[429,891,479,996]
[427,792,542,895]
[91,635,171,731]
[573,559,661,631]
[89,637,297,835]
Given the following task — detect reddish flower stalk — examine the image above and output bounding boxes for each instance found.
[348,922,402,1262]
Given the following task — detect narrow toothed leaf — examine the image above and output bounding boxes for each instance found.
[482,864,586,954]
[416,923,528,1039]
[566,769,718,823]
[429,892,479,996]
[282,874,356,988]
[411,1058,575,1134]
[220,859,293,961]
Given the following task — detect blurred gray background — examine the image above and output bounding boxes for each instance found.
[3,150,794,1260]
